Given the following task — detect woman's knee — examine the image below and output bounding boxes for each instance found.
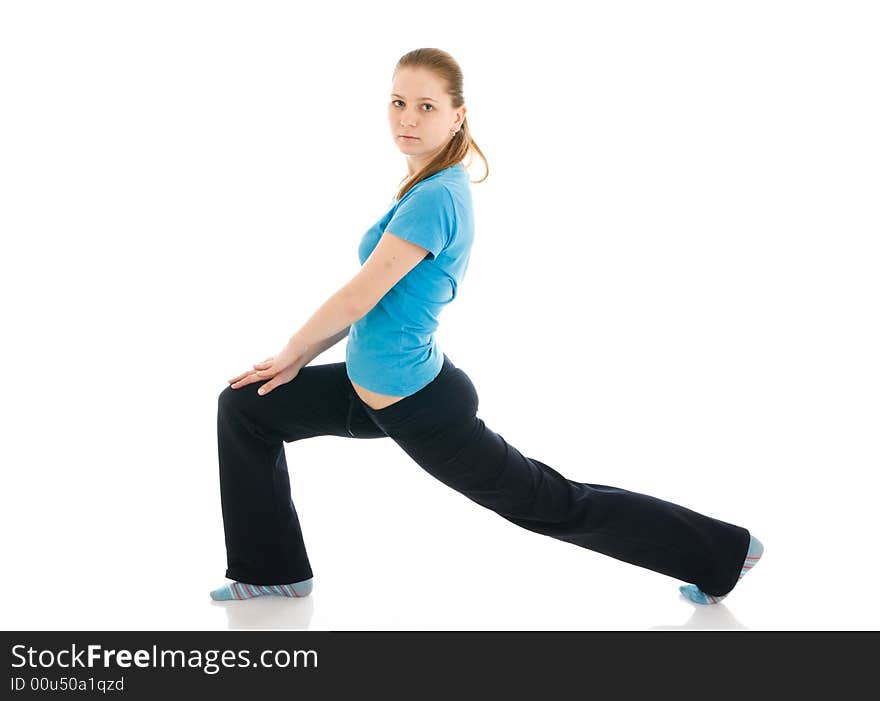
[217,382,272,422]
[218,383,246,411]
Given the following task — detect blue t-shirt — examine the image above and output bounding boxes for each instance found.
[346,162,474,396]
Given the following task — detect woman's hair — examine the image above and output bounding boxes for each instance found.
[392,48,489,202]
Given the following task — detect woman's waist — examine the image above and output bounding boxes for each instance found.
[345,347,444,397]
[348,329,437,356]
[349,378,407,409]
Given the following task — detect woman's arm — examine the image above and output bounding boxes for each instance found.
[240,289,361,396]
[289,231,428,366]
[297,325,351,368]
[287,286,361,359]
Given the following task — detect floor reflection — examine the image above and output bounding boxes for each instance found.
[210,594,316,629]
[650,594,747,629]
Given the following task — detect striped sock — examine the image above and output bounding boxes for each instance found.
[210,577,313,601]
[679,534,763,605]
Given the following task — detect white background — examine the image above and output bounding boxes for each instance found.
[1,0,877,630]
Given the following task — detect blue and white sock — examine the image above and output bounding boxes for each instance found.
[679,534,763,605]
[210,577,313,601]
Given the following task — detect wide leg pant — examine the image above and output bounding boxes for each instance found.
[217,353,751,596]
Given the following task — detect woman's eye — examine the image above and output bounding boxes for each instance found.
[392,100,433,111]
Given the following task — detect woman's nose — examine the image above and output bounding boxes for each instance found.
[398,108,420,125]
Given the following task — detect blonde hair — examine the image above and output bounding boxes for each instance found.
[392,48,489,202]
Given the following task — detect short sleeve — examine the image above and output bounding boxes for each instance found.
[384,183,455,260]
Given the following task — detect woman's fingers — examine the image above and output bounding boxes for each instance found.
[229,358,275,385]
[230,366,277,389]
[230,372,259,389]
[256,364,300,396]
[228,369,252,385]
[229,369,264,387]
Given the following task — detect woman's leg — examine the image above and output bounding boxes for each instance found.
[361,354,752,598]
[216,361,386,587]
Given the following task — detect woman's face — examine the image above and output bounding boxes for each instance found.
[389,67,465,164]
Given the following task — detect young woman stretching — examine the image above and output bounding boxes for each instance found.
[212,48,763,606]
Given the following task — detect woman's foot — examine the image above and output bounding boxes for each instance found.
[679,535,763,605]
[210,577,313,600]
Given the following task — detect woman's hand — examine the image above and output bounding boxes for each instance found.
[228,338,310,396]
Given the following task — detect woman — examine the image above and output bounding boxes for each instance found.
[211,48,763,606]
